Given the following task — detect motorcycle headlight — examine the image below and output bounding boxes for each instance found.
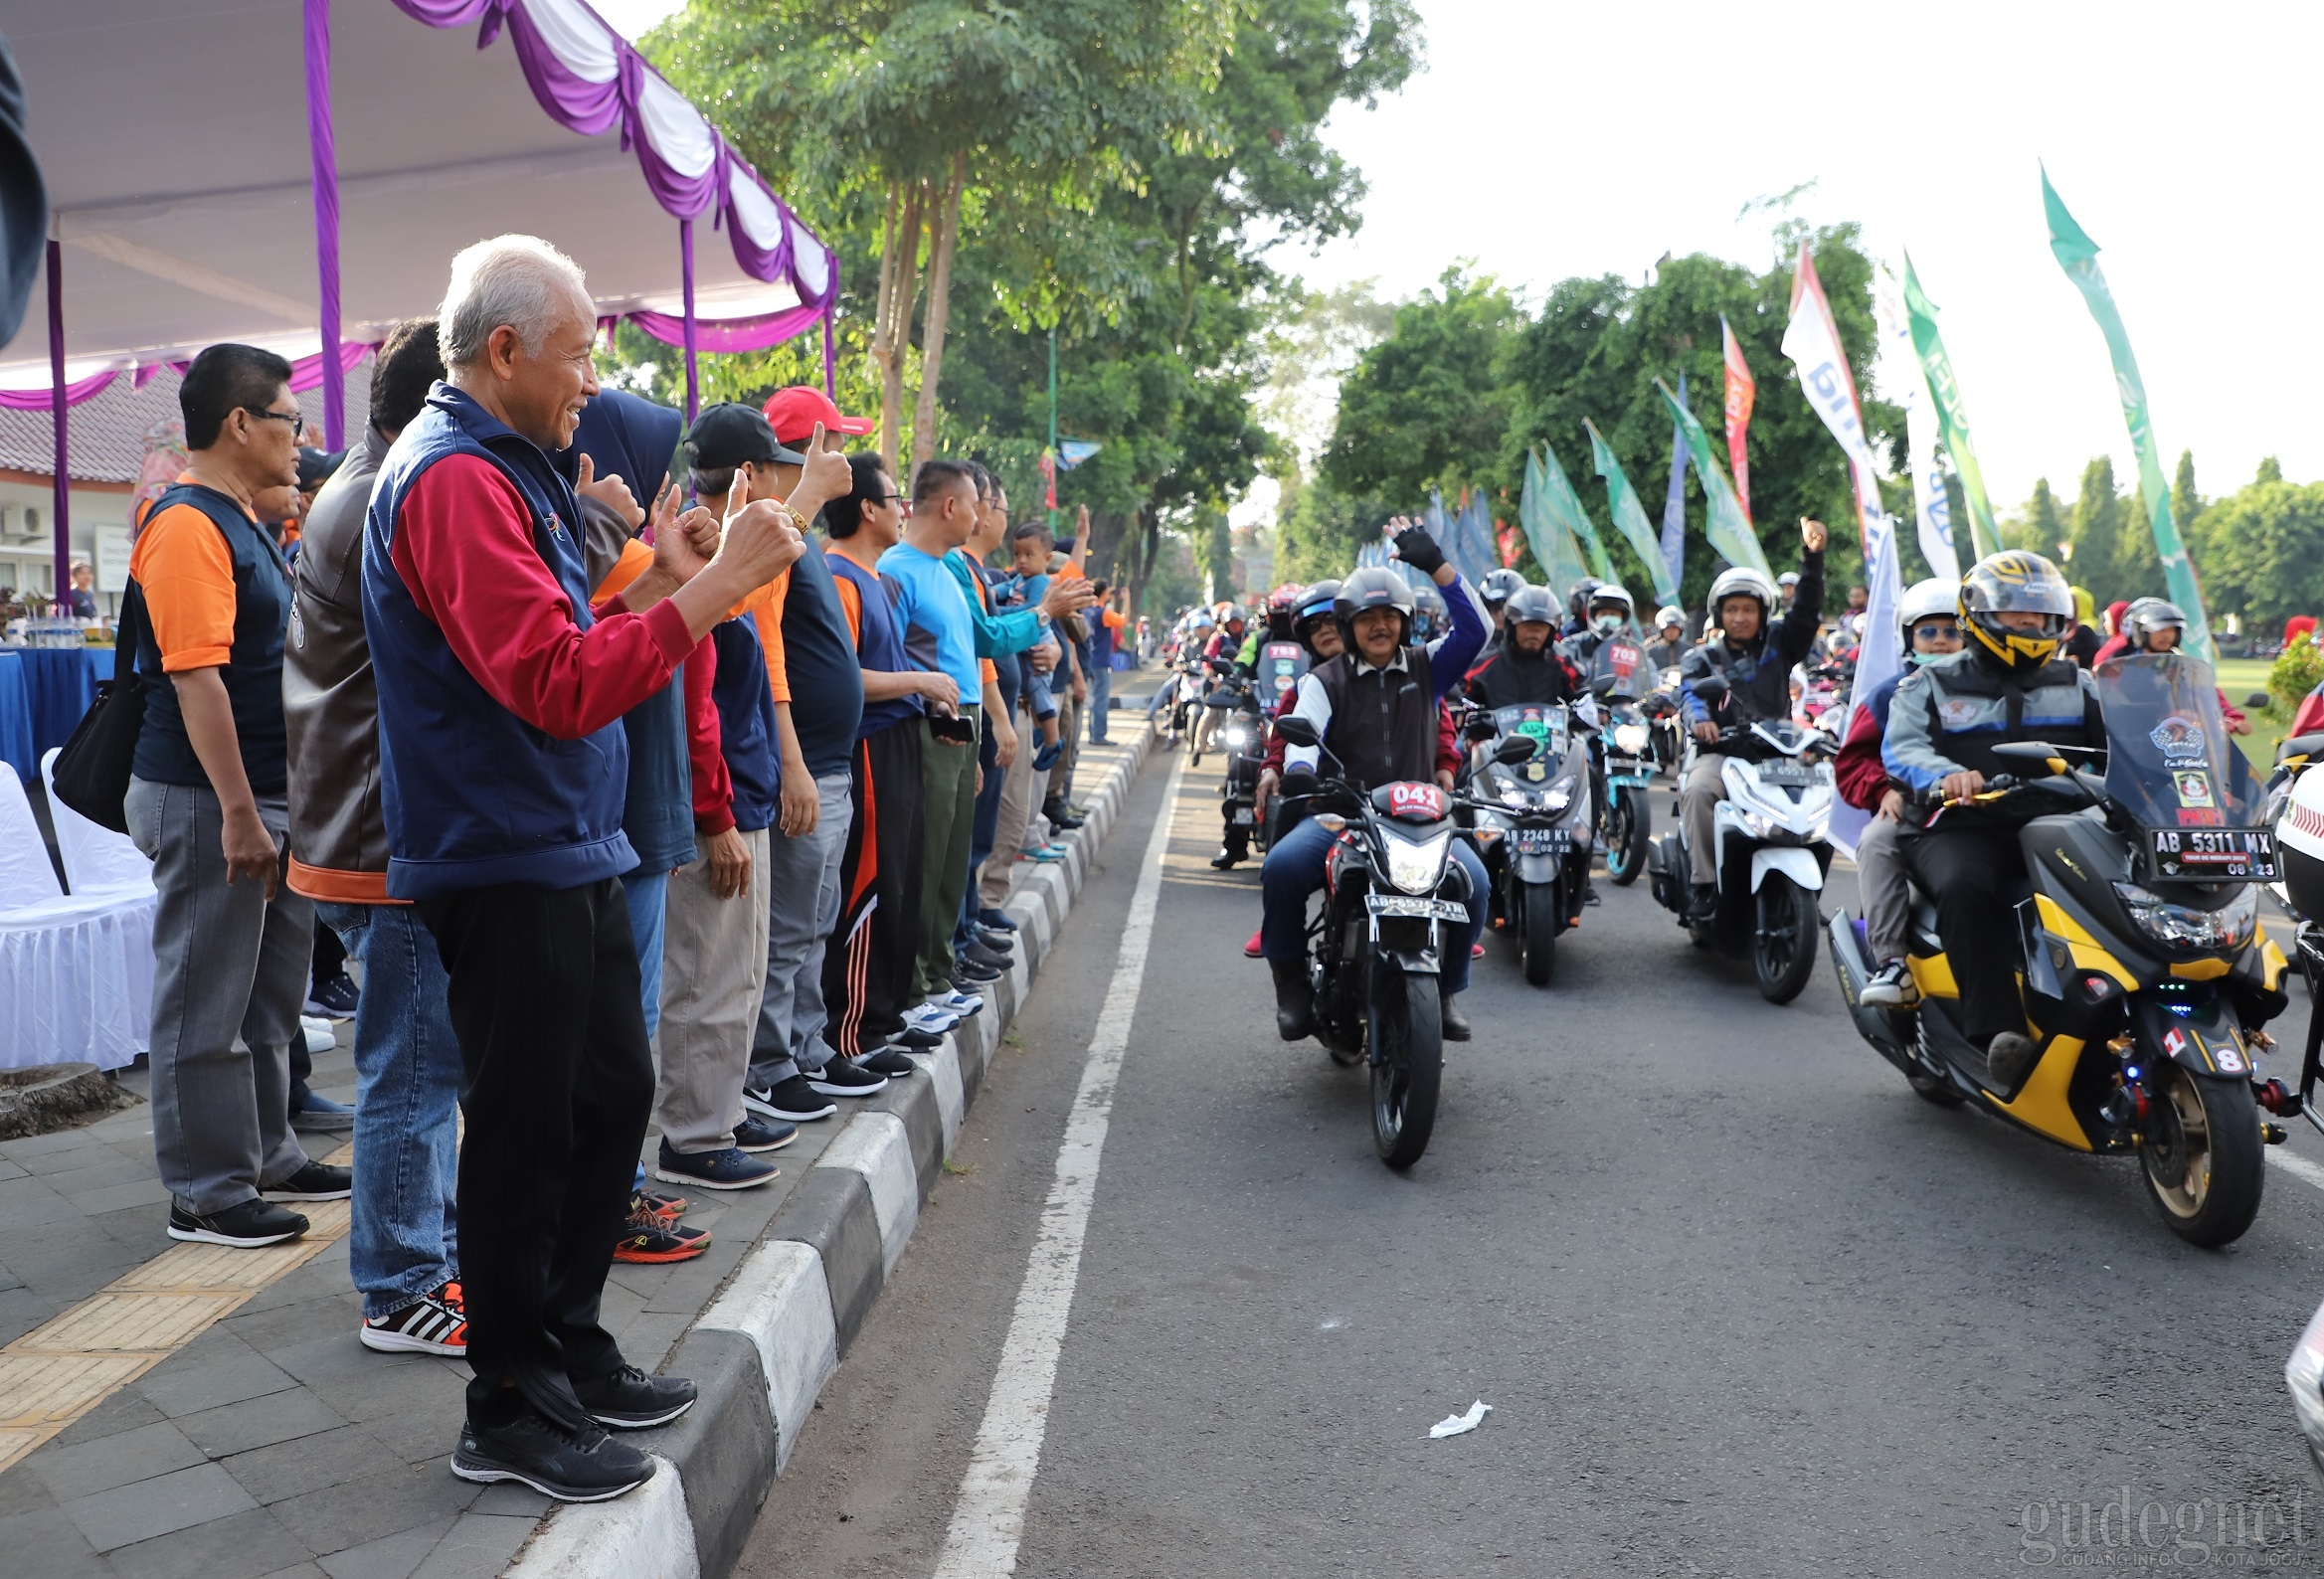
[2111,881,2258,952]
[1384,830,1453,895]
[1222,726,1251,748]
[1501,786,1527,808]
[1613,723,1650,755]
[1539,773,1577,813]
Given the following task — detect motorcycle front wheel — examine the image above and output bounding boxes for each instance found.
[1606,787,1650,886]
[1753,872,1819,1003]
[2140,1065,2263,1247]
[1369,965,1443,1168]
[1521,880,1557,985]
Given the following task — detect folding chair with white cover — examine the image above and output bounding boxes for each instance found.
[0,765,154,1071]
[41,749,156,898]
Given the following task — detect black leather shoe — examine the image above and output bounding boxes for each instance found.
[573,1364,696,1429]
[962,938,1011,971]
[453,1411,654,1500]
[1210,848,1239,870]
[1270,958,1314,1041]
[1685,884,1717,921]
[1441,993,1472,1041]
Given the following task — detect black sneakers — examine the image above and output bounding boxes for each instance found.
[452,1413,655,1502]
[168,1198,308,1248]
[806,1059,888,1098]
[574,1364,697,1429]
[858,1048,918,1080]
[265,1159,353,1201]
[745,1077,838,1123]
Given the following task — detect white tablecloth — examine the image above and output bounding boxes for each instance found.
[0,890,154,1071]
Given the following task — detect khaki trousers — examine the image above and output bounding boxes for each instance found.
[983,702,1040,910]
[653,825,771,1153]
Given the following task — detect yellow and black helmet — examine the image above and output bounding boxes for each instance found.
[1959,551,2072,672]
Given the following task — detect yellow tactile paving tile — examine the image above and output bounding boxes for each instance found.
[0,1137,363,1475]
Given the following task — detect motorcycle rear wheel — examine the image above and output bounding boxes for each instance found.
[1606,787,1650,886]
[1753,873,1820,1003]
[1520,881,1557,985]
[1369,966,1442,1168]
[2140,1065,2263,1247]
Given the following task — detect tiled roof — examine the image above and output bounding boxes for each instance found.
[0,367,372,483]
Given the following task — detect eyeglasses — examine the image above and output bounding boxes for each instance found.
[245,407,304,438]
[870,492,906,506]
[1909,620,1961,641]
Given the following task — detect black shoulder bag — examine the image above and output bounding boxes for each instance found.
[47,582,151,833]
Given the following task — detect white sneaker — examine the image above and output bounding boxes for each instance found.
[908,1003,961,1033]
[938,990,985,1015]
[1860,960,1920,1007]
[300,1015,337,1055]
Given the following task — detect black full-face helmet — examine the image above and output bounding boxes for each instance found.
[1960,550,2073,673]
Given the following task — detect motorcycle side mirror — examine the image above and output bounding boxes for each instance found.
[1273,715,1321,748]
[1590,672,1620,698]
[1688,672,1729,701]
[1989,741,2058,763]
[1493,734,1540,766]
[1464,717,1497,741]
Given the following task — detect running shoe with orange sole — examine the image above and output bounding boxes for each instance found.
[615,1192,709,1264]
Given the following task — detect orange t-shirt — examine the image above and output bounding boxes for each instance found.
[129,480,258,672]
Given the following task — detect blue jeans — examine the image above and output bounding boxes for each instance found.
[317,901,459,1319]
[621,868,667,1189]
[1088,662,1113,743]
[1258,817,1486,995]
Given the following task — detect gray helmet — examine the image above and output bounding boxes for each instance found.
[1505,585,1560,629]
[1333,566,1415,647]
[1587,583,1635,623]
[1653,604,1685,633]
[1480,567,1527,607]
[2125,597,2187,650]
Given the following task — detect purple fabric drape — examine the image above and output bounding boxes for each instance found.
[46,237,67,609]
[623,303,824,355]
[387,0,834,311]
[304,0,344,451]
[679,218,698,422]
[0,343,371,415]
[0,367,113,412]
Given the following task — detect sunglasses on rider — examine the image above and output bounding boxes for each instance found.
[1910,620,1961,641]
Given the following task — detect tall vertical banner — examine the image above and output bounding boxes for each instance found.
[1901,254,2000,562]
[1585,419,1681,606]
[1720,316,1756,525]
[1653,379,1769,578]
[1520,448,1593,597]
[1872,263,1959,583]
[1660,372,1689,599]
[1537,443,1614,582]
[1460,491,1500,587]
[2041,168,2214,663]
[1780,242,1901,858]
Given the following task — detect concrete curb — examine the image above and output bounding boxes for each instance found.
[506,725,1160,1577]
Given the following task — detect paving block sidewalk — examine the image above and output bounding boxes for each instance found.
[0,722,1158,1579]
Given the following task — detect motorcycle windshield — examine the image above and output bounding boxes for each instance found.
[2096,652,2264,831]
[1493,703,1571,758]
[1579,627,1653,700]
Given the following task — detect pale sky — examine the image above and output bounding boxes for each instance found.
[613,0,2323,515]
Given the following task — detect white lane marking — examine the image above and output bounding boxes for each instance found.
[2268,1146,2324,1194]
[931,753,1185,1579]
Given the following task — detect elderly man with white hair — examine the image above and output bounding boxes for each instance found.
[363,234,816,1500]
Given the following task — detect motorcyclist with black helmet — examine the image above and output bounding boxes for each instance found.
[1264,524,1490,1041]
[1466,585,1579,710]
[1882,551,2103,1088]
[1676,519,1829,917]
[1645,605,1690,671]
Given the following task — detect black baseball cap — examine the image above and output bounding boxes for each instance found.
[685,402,805,471]
[296,446,345,491]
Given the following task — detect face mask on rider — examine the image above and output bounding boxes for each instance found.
[1591,613,1622,636]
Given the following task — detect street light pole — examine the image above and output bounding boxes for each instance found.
[1046,322,1058,532]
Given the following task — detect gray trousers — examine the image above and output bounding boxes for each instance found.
[126,777,312,1215]
[1857,815,1912,964]
[748,772,854,1089]
[1682,752,1730,885]
[654,826,771,1153]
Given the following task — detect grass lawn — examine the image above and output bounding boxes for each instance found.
[2215,656,2282,771]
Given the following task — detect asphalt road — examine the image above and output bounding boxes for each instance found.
[740,747,2324,1578]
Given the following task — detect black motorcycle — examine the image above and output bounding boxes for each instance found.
[1208,669,1271,868]
[1273,715,1534,1166]
[1461,698,1596,986]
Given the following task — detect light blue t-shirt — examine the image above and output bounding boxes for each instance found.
[877,540,982,699]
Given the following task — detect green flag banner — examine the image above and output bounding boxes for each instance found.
[2042,168,2213,663]
[1520,449,1592,598]
[1585,419,1680,606]
[1536,441,1614,582]
[1900,255,2000,562]
[1653,379,1771,578]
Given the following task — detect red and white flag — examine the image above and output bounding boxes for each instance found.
[1720,314,1755,526]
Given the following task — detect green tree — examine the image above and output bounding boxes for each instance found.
[2257,455,2285,485]
[2189,477,2324,632]
[1319,266,1523,506]
[2006,476,2066,558]
[2172,448,2201,533]
[2064,455,2161,608]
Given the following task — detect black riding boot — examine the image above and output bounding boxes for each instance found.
[1270,958,1314,1041]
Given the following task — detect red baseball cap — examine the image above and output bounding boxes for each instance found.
[761,386,874,445]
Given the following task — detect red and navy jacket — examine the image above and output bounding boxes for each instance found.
[363,384,694,899]
[1835,671,1906,811]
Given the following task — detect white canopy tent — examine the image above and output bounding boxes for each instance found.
[0,0,835,591]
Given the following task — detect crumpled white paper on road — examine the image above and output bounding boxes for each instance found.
[1428,1400,1493,1439]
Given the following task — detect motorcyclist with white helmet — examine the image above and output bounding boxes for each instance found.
[1676,519,1830,918]
[1478,567,1527,655]
[1882,551,2104,1088]
[1645,605,1689,671]
[1835,577,1965,1006]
